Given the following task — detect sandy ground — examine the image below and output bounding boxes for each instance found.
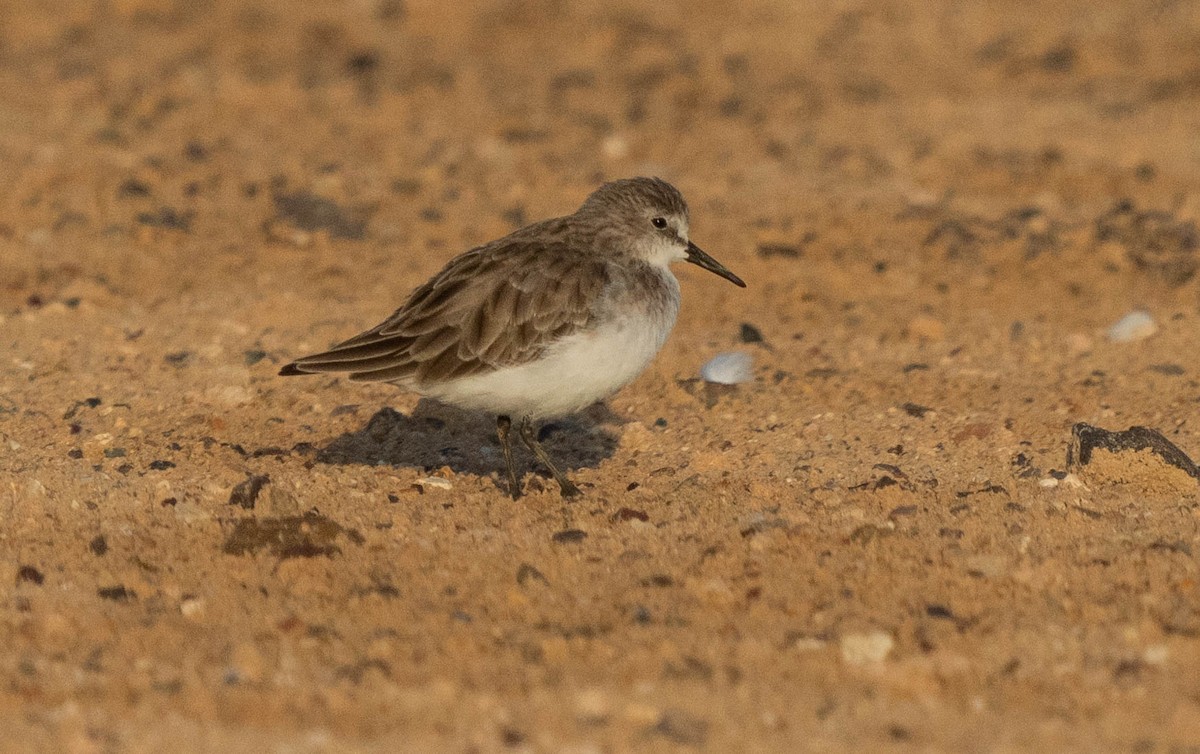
[2,0,1200,751]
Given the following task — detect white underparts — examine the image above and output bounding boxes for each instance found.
[415,271,681,419]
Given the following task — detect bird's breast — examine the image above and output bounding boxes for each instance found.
[419,272,678,419]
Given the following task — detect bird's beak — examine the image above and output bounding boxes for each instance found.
[685,241,746,287]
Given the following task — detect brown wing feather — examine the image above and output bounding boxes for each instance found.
[281,239,610,386]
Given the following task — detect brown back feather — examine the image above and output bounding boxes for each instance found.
[285,239,610,386]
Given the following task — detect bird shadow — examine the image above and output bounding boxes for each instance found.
[313,398,623,491]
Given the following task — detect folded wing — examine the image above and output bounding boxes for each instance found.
[280,242,610,385]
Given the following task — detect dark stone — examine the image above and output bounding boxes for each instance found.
[901,402,933,418]
[642,574,674,587]
[1040,43,1076,72]
[1069,423,1200,480]
[611,507,649,523]
[183,141,209,162]
[926,604,956,621]
[1148,363,1185,376]
[98,586,135,601]
[271,190,370,239]
[552,529,587,543]
[756,243,800,259]
[739,323,765,344]
[89,535,108,556]
[228,474,270,509]
[117,178,151,197]
[345,51,379,76]
[16,566,44,585]
[516,563,548,586]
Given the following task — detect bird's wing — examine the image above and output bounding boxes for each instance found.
[281,241,610,385]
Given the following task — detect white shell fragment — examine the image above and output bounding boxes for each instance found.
[700,352,754,385]
[1107,310,1157,342]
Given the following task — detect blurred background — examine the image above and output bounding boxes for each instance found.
[4,0,1198,303]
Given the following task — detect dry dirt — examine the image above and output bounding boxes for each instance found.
[3,1,1200,751]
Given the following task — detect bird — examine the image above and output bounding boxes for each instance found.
[280,177,745,499]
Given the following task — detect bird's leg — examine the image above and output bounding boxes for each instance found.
[496,415,521,500]
[518,416,581,498]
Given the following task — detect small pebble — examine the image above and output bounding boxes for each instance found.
[700,352,753,385]
[1107,310,1157,342]
[840,631,895,665]
[180,596,206,619]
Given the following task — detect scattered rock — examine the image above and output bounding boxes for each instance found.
[739,323,765,344]
[243,349,267,366]
[552,529,588,543]
[516,563,548,586]
[1148,363,1185,376]
[117,178,151,198]
[1068,423,1199,493]
[1095,200,1198,285]
[89,535,108,556]
[228,474,270,510]
[611,507,649,523]
[901,402,934,418]
[16,565,44,585]
[1107,310,1157,342]
[756,243,800,259]
[270,190,370,240]
[98,585,135,602]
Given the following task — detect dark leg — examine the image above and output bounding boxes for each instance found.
[518,416,581,498]
[496,415,521,500]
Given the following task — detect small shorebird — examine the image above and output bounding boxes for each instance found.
[280,177,745,499]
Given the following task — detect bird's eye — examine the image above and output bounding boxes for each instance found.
[651,217,668,229]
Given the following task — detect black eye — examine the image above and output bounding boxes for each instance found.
[651,217,668,229]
